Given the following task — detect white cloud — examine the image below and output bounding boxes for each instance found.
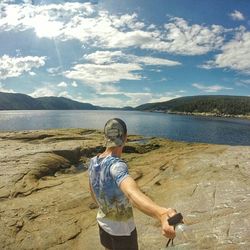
[71,81,78,87]
[201,30,250,75]
[0,82,15,93]
[149,93,182,104]
[79,50,180,85]
[178,90,186,93]
[84,50,181,66]
[73,15,226,55]
[29,71,36,76]
[147,24,156,30]
[198,63,213,70]
[230,10,245,21]
[58,91,73,99]
[192,83,233,92]
[29,85,72,100]
[90,16,226,55]
[134,55,181,66]
[29,87,55,98]
[125,91,181,106]
[101,29,159,49]
[94,83,120,94]
[111,13,145,30]
[31,15,64,39]
[84,51,123,65]
[28,82,183,107]
[81,95,127,108]
[157,17,226,55]
[80,90,182,108]
[57,81,68,88]
[150,69,162,72]
[0,3,227,55]
[47,67,62,75]
[0,55,46,80]
[0,2,95,38]
[64,63,142,84]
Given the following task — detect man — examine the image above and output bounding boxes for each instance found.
[88,118,176,250]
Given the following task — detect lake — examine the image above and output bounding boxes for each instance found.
[0,110,250,146]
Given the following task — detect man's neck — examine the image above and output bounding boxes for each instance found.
[100,147,123,158]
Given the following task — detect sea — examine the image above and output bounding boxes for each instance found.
[0,110,250,146]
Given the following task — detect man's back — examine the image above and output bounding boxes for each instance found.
[88,155,135,236]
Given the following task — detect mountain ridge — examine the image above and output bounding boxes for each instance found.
[1,92,250,118]
[135,95,250,117]
[0,92,127,110]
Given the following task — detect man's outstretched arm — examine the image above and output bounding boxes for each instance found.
[119,176,176,239]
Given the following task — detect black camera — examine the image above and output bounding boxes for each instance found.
[167,212,183,226]
[166,213,184,247]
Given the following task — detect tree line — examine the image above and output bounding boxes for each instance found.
[136,95,250,115]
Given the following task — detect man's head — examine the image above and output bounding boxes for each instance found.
[104,118,127,148]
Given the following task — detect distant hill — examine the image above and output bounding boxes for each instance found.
[136,95,250,116]
[36,96,98,110]
[0,92,44,110]
[2,92,250,116]
[0,92,125,110]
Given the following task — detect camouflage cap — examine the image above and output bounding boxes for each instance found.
[104,118,127,147]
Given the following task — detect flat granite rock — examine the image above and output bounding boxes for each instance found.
[0,129,249,250]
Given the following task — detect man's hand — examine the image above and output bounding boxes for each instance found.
[159,208,176,239]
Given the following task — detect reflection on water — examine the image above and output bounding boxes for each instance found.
[0,110,250,145]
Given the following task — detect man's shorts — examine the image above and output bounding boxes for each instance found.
[98,224,139,250]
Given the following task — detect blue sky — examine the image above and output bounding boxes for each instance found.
[0,0,250,107]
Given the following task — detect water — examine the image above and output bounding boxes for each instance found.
[0,110,249,145]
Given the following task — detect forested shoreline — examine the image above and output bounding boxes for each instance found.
[136,95,250,118]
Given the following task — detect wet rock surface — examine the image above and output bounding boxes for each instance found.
[0,129,249,249]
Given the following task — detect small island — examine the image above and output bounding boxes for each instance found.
[0,129,249,249]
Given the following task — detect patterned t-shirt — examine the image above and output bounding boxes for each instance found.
[88,155,135,236]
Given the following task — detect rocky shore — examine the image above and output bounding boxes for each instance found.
[0,129,249,250]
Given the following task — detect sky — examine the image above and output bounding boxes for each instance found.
[0,0,250,107]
